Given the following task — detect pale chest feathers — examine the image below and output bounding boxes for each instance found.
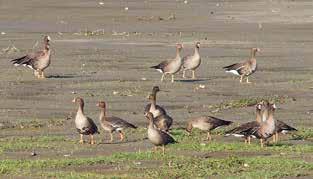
[75,111,89,129]
[148,127,163,145]
[185,54,201,70]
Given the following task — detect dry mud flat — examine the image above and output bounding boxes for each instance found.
[0,0,312,178]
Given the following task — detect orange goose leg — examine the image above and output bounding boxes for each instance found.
[109,132,114,142]
[182,70,186,78]
[162,145,165,155]
[240,75,244,83]
[119,131,125,141]
[207,132,212,141]
[79,134,84,144]
[192,70,196,79]
[246,77,251,84]
[90,134,95,145]
[161,74,165,82]
[248,136,251,145]
[260,139,264,148]
[171,74,175,83]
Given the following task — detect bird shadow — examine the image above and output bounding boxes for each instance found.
[46,74,77,79]
[175,78,209,83]
[98,137,148,145]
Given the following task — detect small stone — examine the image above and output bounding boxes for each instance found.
[99,2,104,5]
[113,91,119,95]
[31,151,37,156]
[124,7,129,11]
[244,163,249,167]
[1,32,6,35]
[141,77,147,81]
[199,84,205,89]
[184,0,188,4]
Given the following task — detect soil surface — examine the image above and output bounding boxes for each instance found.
[0,0,312,177]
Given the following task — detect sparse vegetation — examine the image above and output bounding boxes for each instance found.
[0,128,312,178]
[209,95,296,113]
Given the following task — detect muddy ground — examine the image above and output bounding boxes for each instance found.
[0,0,312,178]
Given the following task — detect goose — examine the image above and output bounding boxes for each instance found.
[72,97,99,144]
[11,35,51,79]
[182,42,201,79]
[144,86,166,117]
[223,48,260,83]
[186,116,232,141]
[225,101,266,145]
[97,101,137,142]
[150,43,183,83]
[145,112,176,154]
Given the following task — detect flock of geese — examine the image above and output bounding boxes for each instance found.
[10,35,297,153]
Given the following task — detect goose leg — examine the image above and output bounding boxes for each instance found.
[162,145,165,155]
[118,131,125,141]
[207,132,212,141]
[109,132,114,142]
[90,134,95,145]
[260,139,264,148]
[276,132,279,142]
[192,70,196,79]
[182,70,186,78]
[240,75,243,83]
[272,134,276,143]
[246,77,251,84]
[244,138,248,144]
[161,74,165,82]
[171,74,175,83]
[248,136,251,145]
[41,71,46,79]
[34,70,39,77]
[79,134,84,144]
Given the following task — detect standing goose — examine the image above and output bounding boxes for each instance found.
[144,86,166,117]
[272,120,297,143]
[145,112,176,154]
[72,97,99,144]
[186,116,232,141]
[146,94,173,131]
[249,101,276,147]
[182,42,201,79]
[223,48,260,83]
[11,35,51,79]
[225,101,264,144]
[150,43,183,83]
[97,101,137,142]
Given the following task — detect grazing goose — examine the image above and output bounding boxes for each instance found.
[225,101,265,144]
[11,35,51,79]
[182,42,201,79]
[144,86,166,117]
[145,112,176,154]
[186,116,232,141]
[272,120,297,143]
[223,48,260,83]
[72,97,99,144]
[97,101,137,142]
[150,43,183,83]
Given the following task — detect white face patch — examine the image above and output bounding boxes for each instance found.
[47,36,51,41]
